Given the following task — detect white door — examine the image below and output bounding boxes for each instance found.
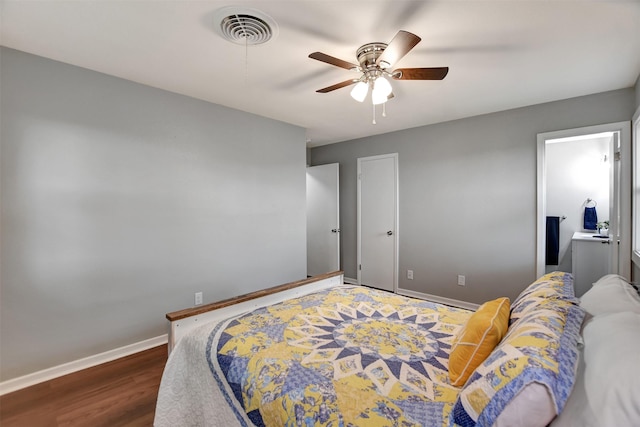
[307,163,340,277]
[357,154,398,292]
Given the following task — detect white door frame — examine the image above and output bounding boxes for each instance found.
[536,121,631,279]
[632,107,640,268]
[357,153,399,292]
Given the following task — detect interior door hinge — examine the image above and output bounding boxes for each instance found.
[359,264,362,270]
[614,151,621,161]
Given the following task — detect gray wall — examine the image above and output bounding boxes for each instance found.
[311,88,635,304]
[0,48,307,381]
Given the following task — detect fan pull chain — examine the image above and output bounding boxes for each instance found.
[244,32,249,84]
[372,103,388,124]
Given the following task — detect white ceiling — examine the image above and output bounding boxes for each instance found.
[2,1,639,147]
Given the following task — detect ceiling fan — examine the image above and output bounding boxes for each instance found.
[309,30,449,106]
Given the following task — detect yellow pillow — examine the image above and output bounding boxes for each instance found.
[449,297,510,387]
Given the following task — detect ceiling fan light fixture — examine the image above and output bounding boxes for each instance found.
[371,88,388,105]
[350,81,369,102]
[371,76,392,104]
[373,76,392,97]
[308,30,448,119]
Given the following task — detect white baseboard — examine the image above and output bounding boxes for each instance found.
[0,334,168,396]
[343,276,358,285]
[397,288,480,311]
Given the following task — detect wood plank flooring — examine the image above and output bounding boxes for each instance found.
[0,345,167,427]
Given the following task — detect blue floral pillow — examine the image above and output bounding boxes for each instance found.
[510,272,579,325]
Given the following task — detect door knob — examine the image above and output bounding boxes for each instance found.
[387,231,393,236]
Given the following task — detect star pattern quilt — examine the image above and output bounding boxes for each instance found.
[208,285,471,426]
[155,274,583,427]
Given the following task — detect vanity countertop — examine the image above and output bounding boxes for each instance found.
[572,231,612,242]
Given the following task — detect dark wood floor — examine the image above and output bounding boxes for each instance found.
[0,345,167,427]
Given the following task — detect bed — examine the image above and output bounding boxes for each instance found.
[154,270,640,427]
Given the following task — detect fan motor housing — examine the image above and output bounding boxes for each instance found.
[356,43,388,69]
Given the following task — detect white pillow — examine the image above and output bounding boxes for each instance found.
[592,273,631,288]
[493,382,556,427]
[579,274,640,316]
[551,312,640,427]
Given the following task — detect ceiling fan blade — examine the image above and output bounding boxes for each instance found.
[376,30,421,67]
[392,67,449,80]
[309,52,359,70]
[316,79,358,93]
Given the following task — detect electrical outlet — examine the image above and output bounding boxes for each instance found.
[457,275,466,286]
[407,270,414,280]
[195,291,203,305]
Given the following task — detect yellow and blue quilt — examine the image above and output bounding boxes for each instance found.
[204,281,583,426]
[206,285,472,426]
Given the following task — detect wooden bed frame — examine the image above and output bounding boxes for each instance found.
[165,270,344,352]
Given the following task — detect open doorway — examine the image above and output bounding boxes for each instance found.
[544,133,612,274]
[536,122,631,281]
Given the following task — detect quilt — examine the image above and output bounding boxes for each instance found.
[155,276,583,427]
[208,285,472,426]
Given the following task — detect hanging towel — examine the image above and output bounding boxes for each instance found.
[546,216,560,265]
[584,206,598,230]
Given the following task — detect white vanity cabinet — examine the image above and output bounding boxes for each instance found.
[571,232,611,297]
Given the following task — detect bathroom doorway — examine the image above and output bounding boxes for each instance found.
[536,122,631,280]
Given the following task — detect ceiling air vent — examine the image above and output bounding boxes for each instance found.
[214,7,278,45]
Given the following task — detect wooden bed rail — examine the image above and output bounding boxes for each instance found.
[166,270,344,321]
[165,271,345,352]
